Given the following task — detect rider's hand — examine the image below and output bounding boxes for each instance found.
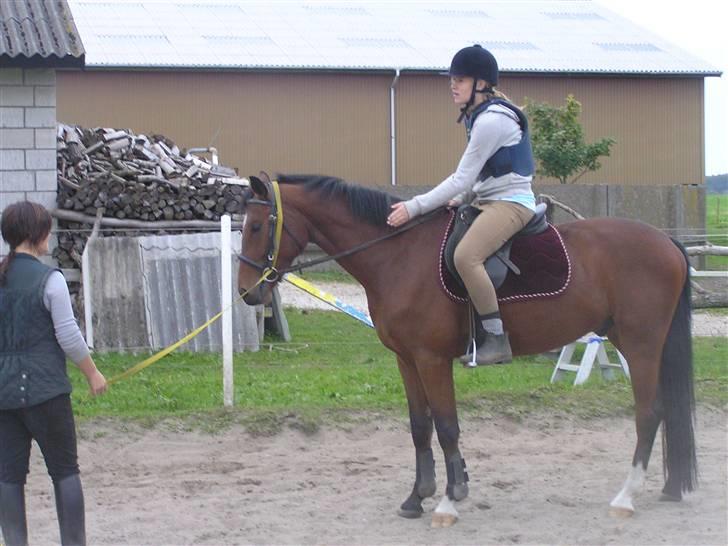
[387,202,410,227]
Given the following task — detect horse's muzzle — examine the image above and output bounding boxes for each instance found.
[240,283,272,306]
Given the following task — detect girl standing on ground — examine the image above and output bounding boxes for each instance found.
[387,45,537,365]
[0,200,107,546]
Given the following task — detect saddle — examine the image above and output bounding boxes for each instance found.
[440,203,571,303]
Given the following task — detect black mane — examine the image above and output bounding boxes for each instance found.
[276,174,401,226]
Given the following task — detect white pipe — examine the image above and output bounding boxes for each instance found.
[221,214,234,407]
[82,245,93,349]
[390,68,401,186]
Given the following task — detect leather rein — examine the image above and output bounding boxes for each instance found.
[237,180,440,282]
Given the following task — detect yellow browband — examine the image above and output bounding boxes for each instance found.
[269,180,284,273]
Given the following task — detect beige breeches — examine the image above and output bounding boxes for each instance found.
[453,200,534,315]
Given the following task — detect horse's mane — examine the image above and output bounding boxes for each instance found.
[277,174,401,226]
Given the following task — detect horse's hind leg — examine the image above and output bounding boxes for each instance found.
[607,329,665,517]
[396,356,437,519]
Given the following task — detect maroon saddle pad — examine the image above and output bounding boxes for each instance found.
[438,212,572,304]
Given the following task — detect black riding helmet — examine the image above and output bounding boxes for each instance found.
[449,44,499,122]
[449,44,499,86]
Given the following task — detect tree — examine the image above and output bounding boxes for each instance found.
[525,95,616,184]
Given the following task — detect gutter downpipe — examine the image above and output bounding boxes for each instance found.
[390,68,401,186]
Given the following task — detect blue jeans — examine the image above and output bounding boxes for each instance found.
[0,394,79,484]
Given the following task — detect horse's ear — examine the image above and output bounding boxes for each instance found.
[258,171,272,183]
[248,176,268,198]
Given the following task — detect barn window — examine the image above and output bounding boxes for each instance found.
[426,9,490,18]
[480,41,539,51]
[203,35,276,52]
[542,12,605,20]
[303,5,370,16]
[340,38,410,49]
[97,34,170,45]
[595,42,662,52]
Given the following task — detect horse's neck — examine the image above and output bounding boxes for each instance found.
[301,199,446,289]
[305,208,390,284]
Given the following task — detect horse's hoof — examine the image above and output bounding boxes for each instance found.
[431,512,458,528]
[397,507,423,519]
[659,492,682,502]
[608,506,634,518]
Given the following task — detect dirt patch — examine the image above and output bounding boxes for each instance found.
[25,410,726,545]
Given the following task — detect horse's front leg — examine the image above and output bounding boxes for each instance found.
[396,355,437,519]
[418,356,469,528]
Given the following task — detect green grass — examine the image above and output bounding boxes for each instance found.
[69,310,727,431]
[706,194,728,270]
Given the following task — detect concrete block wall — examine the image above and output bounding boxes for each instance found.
[0,67,58,258]
[385,183,705,242]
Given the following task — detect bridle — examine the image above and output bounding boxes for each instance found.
[237,178,442,282]
[237,179,305,283]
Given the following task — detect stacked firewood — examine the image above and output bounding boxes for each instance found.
[55,124,248,268]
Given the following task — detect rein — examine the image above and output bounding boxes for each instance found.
[282,210,440,274]
[238,180,442,280]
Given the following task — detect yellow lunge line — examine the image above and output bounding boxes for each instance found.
[107,269,272,385]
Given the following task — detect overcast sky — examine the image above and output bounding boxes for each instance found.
[595,0,727,175]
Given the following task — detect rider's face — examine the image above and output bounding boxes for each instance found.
[449,76,474,106]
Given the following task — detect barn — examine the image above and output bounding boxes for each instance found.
[55,1,719,190]
[0,0,84,257]
[3,0,720,236]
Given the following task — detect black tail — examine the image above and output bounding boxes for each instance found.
[660,240,697,497]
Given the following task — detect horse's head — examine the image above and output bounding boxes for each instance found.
[237,173,308,305]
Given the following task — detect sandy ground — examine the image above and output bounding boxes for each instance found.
[18,281,726,546]
[24,410,727,546]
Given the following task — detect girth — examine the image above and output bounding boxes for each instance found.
[444,203,548,290]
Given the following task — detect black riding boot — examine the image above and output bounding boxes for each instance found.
[53,474,86,546]
[0,481,28,546]
[471,332,512,365]
[460,312,512,366]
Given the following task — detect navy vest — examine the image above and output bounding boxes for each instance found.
[0,254,71,409]
[464,98,535,181]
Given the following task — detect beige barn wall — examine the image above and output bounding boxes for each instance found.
[57,70,392,184]
[58,70,705,188]
[396,73,705,187]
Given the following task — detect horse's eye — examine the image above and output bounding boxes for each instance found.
[251,222,262,233]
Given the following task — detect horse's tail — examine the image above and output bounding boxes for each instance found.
[660,239,697,497]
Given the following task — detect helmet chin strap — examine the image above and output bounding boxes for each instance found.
[457,82,494,123]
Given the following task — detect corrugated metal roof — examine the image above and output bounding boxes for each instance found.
[65,0,719,76]
[0,0,85,67]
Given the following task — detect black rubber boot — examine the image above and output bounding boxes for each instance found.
[473,332,512,365]
[53,474,86,546]
[460,332,512,365]
[0,481,28,546]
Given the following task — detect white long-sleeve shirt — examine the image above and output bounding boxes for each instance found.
[403,103,536,219]
[43,270,91,364]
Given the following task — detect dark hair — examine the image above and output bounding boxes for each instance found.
[0,201,52,285]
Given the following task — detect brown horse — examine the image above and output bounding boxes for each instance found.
[237,173,696,527]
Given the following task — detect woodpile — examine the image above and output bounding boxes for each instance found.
[54,124,248,268]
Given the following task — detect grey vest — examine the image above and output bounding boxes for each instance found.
[0,254,71,409]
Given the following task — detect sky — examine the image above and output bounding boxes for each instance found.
[594,0,727,175]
